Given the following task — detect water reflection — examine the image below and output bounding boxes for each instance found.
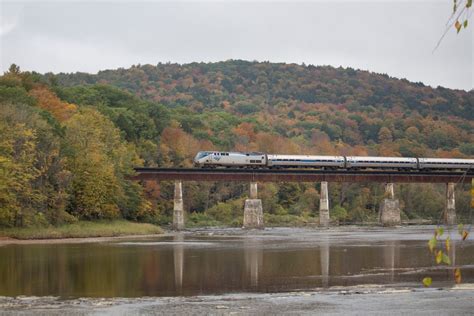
[320,236,330,288]
[244,239,263,287]
[0,231,472,298]
[174,234,184,292]
[383,241,400,281]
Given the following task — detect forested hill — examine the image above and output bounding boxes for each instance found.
[53,60,473,120]
[51,60,474,160]
[1,61,473,229]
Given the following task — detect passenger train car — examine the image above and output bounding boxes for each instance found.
[193,151,474,171]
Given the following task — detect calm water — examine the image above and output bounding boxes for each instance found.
[0,226,473,298]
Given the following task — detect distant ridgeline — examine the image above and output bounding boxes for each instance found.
[53,60,473,119]
[0,61,473,228]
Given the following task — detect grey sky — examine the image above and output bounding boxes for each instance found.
[0,1,472,90]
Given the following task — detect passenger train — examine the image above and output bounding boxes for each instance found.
[193,151,474,171]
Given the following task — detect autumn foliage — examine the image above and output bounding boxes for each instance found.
[29,86,77,121]
[1,62,473,228]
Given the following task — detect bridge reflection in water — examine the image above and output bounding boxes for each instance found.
[173,234,184,293]
[320,236,330,288]
[0,230,472,297]
[244,239,263,288]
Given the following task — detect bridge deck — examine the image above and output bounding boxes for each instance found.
[132,168,474,183]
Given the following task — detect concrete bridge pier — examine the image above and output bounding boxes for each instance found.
[173,180,185,230]
[243,182,264,229]
[379,183,401,226]
[319,181,330,227]
[444,182,456,225]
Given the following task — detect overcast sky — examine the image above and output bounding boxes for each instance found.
[0,0,472,90]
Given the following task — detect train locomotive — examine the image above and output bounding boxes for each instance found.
[193,151,474,171]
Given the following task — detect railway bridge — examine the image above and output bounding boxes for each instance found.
[132,168,474,229]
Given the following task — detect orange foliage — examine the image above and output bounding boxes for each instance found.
[29,86,77,121]
[310,131,336,155]
[143,180,161,210]
[159,123,214,166]
[254,132,300,154]
[435,149,465,158]
[233,122,257,144]
[378,144,401,157]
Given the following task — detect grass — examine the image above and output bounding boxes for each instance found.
[184,211,321,228]
[264,213,320,227]
[186,212,230,228]
[0,220,164,240]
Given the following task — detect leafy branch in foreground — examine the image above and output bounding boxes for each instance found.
[423,224,470,287]
[434,0,472,50]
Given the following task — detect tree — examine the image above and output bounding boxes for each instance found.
[8,64,20,75]
[0,101,74,227]
[29,86,77,122]
[63,108,145,220]
[378,127,393,143]
[0,117,38,226]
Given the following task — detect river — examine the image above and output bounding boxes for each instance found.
[0,226,473,314]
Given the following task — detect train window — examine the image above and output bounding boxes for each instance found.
[250,160,255,163]
[256,160,262,163]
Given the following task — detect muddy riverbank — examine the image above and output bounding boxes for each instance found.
[1,285,473,315]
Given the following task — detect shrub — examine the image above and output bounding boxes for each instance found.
[331,205,348,223]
